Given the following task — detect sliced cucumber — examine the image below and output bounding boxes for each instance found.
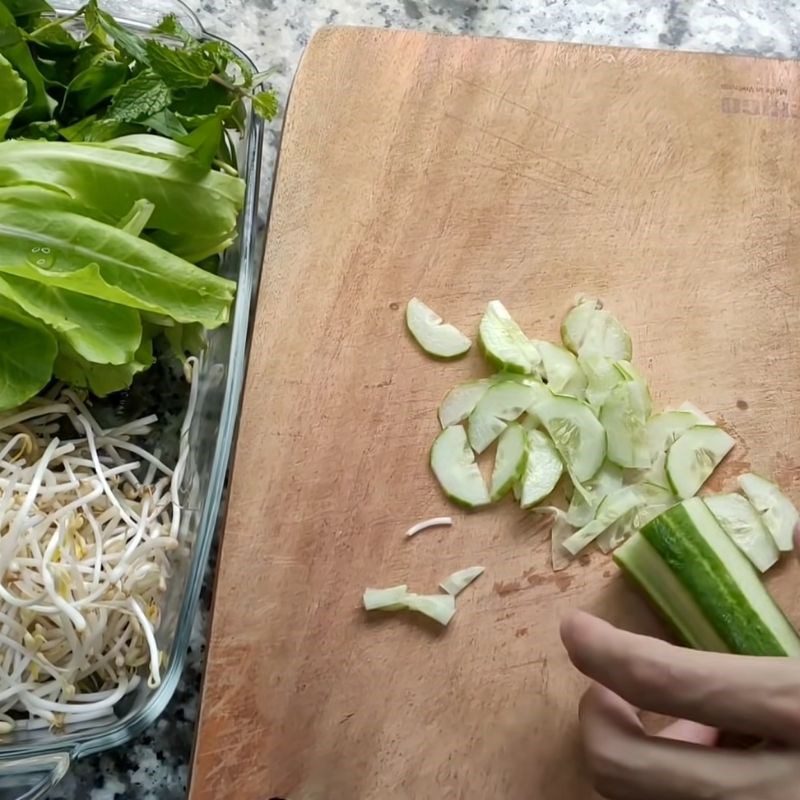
[468,380,539,454]
[705,493,779,572]
[561,297,632,361]
[596,484,675,554]
[738,473,799,552]
[518,428,563,508]
[563,485,644,555]
[645,411,698,459]
[579,354,623,411]
[405,297,471,359]
[438,378,495,428]
[665,425,734,499]
[535,394,606,483]
[614,533,731,652]
[490,423,528,501]
[637,498,800,656]
[566,461,623,527]
[600,376,651,469]
[430,426,490,509]
[478,300,539,374]
[533,340,587,398]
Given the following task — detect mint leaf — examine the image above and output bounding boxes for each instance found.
[85,0,148,64]
[252,90,278,120]
[199,40,253,86]
[107,69,170,123]
[150,13,194,45]
[146,39,214,89]
[178,114,222,170]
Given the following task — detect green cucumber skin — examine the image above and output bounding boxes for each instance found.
[477,336,529,374]
[613,536,730,653]
[641,505,792,656]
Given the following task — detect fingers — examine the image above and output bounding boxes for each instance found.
[561,611,800,745]
[579,684,787,800]
[657,719,718,746]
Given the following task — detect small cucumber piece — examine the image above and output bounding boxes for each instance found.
[563,485,643,555]
[467,380,539,454]
[533,341,587,398]
[738,473,799,552]
[405,297,471,358]
[614,532,731,652]
[596,483,675,554]
[430,426,490,509]
[535,394,606,482]
[490,422,528,501]
[665,425,734,499]
[478,300,539,374]
[636,498,800,656]
[705,493,779,572]
[645,411,698,459]
[518,428,563,508]
[438,378,495,428]
[600,376,651,469]
[579,354,623,410]
[566,461,623,526]
[561,297,632,361]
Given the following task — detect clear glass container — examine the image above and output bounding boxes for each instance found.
[0,3,265,797]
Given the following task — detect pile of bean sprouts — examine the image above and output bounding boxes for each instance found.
[0,359,199,733]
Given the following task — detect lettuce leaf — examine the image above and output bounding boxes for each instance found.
[0,200,236,328]
[0,137,244,259]
[0,53,26,138]
[0,295,57,410]
[0,273,142,365]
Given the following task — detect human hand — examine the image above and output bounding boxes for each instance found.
[560,529,800,800]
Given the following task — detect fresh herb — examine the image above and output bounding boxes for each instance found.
[0,0,279,147]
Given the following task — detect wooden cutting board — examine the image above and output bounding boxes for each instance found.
[190,27,800,800]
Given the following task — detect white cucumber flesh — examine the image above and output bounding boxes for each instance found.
[600,377,651,469]
[535,394,606,483]
[646,411,698,459]
[533,340,587,398]
[430,426,490,509]
[561,298,632,361]
[518,428,563,508]
[478,300,539,374]
[467,380,540,454]
[563,485,644,555]
[738,472,799,553]
[579,354,623,410]
[666,425,734,499]
[490,423,528,501]
[677,401,716,425]
[438,378,495,428]
[405,297,471,358]
[566,461,624,527]
[705,493,779,573]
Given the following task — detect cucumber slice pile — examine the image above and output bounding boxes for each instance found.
[407,295,797,603]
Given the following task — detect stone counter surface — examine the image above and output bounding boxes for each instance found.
[45,1,800,798]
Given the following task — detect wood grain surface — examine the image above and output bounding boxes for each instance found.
[190,27,800,800]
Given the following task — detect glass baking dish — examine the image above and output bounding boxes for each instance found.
[0,2,265,797]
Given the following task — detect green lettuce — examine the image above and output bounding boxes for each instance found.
[0,137,245,260]
[0,200,236,327]
[0,296,57,409]
[0,54,26,138]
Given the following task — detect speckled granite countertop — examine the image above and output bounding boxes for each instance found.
[48,1,800,798]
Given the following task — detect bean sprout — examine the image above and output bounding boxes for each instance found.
[0,359,198,730]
